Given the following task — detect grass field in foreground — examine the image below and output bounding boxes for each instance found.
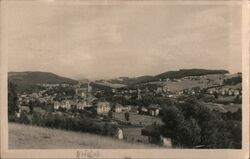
[9,123,162,149]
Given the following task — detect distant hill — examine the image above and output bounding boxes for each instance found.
[8,71,78,85]
[78,79,89,83]
[155,69,229,80]
[8,69,230,92]
[107,76,158,86]
[8,71,78,93]
[106,69,229,87]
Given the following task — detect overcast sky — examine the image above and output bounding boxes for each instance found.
[7,2,242,80]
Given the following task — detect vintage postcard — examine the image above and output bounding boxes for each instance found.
[0,0,249,158]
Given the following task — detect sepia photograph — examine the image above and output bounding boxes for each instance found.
[0,0,249,159]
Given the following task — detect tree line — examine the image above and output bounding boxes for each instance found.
[159,97,241,148]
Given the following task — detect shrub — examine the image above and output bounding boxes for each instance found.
[8,115,17,122]
[160,98,242,148]
[8,82,18,117]
[223,76,242,85]
[16,113,32,124]
[24,113,119,137]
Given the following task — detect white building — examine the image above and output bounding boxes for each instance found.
[54,101,61,110]
[61,100,71,110]
[76,101,87,110]
[96,102,111,114]
[115,103,123,113]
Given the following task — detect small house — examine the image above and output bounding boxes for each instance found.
[138,106,148,115]
[123,105,131,112]
[54,101,61,110]
[141,107,148,112]
[234,89,240,96]
[114,103,123,113]
[96,102,111,114]
[228,89,234,96]
[15,112,21,118]
[155,87,163,94]
[77,101,87,110]
[148,104,161,116]
[61,100,71,110]
[112,88,116,93]
[115,127,123,140]
[129,105,139,113]
[220,90,226,96]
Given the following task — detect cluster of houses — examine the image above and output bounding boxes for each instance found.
[53,100,93,110]
[113,85,202,99]
[17,74,242,118]
[206,87,242,96]
[113,86,176,100]
[137,104,161,116]
[14,74,243,148]
[38,83,71,88]
[52,99,161,117]
[52,99,112,114]
[18,91,54,106]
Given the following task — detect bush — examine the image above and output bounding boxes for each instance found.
[8,115,17,122]
[8,82,18,117]
[160,98,242,148]
[25,113,119,137]
[160,106,201,147]
[200,95,215,103]
[32,112,44,126]
[223,76,242,85]
[15,113,32,124]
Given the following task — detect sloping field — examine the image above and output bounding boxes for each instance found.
[95,82,126,88]
[202,102,241,113]
[148,74,226,91]
[9,123,160,149]
[223,83,242,89]
[113,112,163,126]
[149,80,207,91]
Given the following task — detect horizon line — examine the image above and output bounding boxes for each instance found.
[7,68,241,81]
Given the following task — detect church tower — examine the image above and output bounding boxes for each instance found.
[87,82,92,93]
[137,88,142,100]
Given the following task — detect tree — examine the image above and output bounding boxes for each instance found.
[28,101,34,114]
[214,92,218,99]
[234,95,242,104]
[125,112,130,122]
[92,108,97,118]
[71,105,77,114]
[137,106,142,114]
[176,118,201,147]
[28,99,43,114]
[108,110,113,119]
[160,105,201,147]
[160,98,242,148]
[160,106,185,136]
[8,82,18,116]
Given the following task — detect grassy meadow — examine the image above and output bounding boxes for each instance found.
[9,123,161,149]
